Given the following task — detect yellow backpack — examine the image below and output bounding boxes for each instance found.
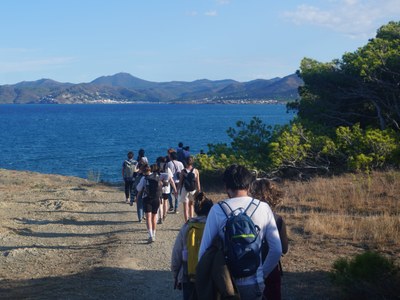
[186,221,205,282]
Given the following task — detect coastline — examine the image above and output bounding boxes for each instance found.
[0,99,288,105]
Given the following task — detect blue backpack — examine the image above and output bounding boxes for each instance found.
[219,198,261,278]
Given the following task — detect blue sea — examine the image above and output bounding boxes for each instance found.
[0,104,294,183]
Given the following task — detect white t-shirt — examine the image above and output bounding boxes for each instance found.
[198,196,282,286]
[167,160,184,183]
[161,167,173,194]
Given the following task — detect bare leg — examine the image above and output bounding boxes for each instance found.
[146,212,152,239]
[188,200,194,220]
[163,198,168,220]
[183,201,189,223]
[151,213,157,238]
[158,200,163,224]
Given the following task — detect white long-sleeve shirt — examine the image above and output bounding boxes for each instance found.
[198,196,282,286]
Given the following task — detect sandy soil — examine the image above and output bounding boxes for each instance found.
[0,169,343,299]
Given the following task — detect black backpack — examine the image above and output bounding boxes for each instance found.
[144,173,162,201]
[219,199,261,278]
[183,168,196,192]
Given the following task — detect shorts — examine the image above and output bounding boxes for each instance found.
[143,197,160,214]
[178,187,196,203]
[162,193,169,200]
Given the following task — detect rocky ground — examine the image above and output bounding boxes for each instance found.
[0,169,344,299]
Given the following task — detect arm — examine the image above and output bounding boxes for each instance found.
[262,207,283,278]
[136,177,145,199]
[171,224,187,281]
[195,169,201,192]
[177,170,184,193]
[169,177,178,197]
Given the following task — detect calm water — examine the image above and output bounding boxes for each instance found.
[0,104,294,182]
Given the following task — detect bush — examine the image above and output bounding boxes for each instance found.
[331,251,400,299]
[335,124,398,172]
[205,117,275,172]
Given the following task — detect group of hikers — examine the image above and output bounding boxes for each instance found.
[121,144,288,300]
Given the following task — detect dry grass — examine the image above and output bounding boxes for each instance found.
[279,170,400,256]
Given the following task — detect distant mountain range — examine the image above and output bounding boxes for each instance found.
[0,72,303,104]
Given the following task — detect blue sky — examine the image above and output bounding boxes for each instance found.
[1,0,399,85]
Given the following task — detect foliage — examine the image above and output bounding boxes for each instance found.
[331,251,400,299]
[268,123,335,176]
[203,117,275,171]
[335,124,398,171]
[296,21,400,132]
[195,153,249,171]
[199,22,400,177]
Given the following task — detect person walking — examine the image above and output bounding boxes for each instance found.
[135,164,163,243]
[137,148,148,169]
[121,151,138,203]
[177,156,201,223]
[157,156,178,223]
[198,164,282,300]
[250,178,289,300]
[167,151,184,214]
[171,192,214,300]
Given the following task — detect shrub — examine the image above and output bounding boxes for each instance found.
[335,124,398,172]
[331,251,400,299]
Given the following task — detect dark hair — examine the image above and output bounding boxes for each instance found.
[138,149,145,158]
[186,156,194,166]
[223,164,254,191]
[140,163,150,174]
[194,192,213,216]
[150,163,160,174]
[178,142,183,147]
[155,157,166,171]
[170,151,178,160]
[127,151,134,159]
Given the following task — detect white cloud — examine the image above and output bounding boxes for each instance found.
[283,0,400,38]
[217,0,230,5]
[205,10,218,17]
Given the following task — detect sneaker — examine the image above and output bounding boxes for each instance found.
[143,216,146,221]
[148,237,153,243]
[174,210,179,214]
[157,219,162,224]
[125,199,129,203]
[168,207,174,212]
[151,236,156,242]
[138,219,142,223]
[129,202,133,207]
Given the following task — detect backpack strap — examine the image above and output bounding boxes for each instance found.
[218,201,234,218]
[218,201,238,218]
[244,198,259,218]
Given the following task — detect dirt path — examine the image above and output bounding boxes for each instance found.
[0,169,342,299]
[0,170,185,299]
